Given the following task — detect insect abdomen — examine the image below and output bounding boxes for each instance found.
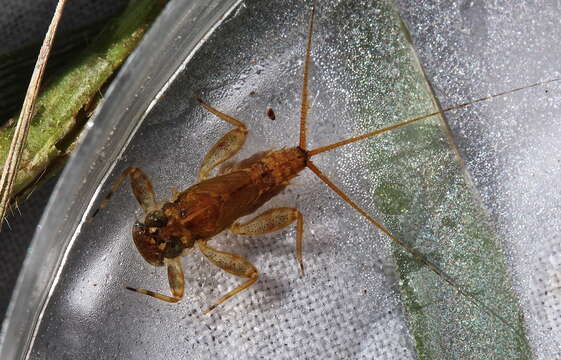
[249,147,307,188]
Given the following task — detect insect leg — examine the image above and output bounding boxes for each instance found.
[93,166,156,217]
[124,257,184,303]
[230,207,305,275]
[166,257,185,298]
[197,240,259,314]
[196,97,248,181]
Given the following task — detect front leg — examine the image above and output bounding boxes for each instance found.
[93,166,157,217]
[197,241,259,314]
[124,257,185,303]
[196,97,248,181]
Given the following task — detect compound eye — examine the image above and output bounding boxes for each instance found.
[144,209,167,227]
[132,222,164,266]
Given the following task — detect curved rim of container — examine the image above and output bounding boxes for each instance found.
[0,0,242,359]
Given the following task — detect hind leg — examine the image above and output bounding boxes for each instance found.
[230,207,305,275]
[196,97,248,181]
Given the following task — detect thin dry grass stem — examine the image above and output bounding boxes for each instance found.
[0,0,69,229]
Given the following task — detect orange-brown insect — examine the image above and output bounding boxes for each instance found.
[98,1,558,326]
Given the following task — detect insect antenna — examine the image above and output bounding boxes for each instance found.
[308,76,561,157]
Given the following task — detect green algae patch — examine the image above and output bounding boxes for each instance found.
[374,181,412,216]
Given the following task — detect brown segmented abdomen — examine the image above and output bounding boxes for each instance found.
[248,147,307,188]
[171,147,307,239]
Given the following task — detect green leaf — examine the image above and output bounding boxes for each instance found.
[0,0,168,201]
[353,2,531,358]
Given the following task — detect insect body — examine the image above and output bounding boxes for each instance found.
[107,3,325,314]
[124,141,308,312]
